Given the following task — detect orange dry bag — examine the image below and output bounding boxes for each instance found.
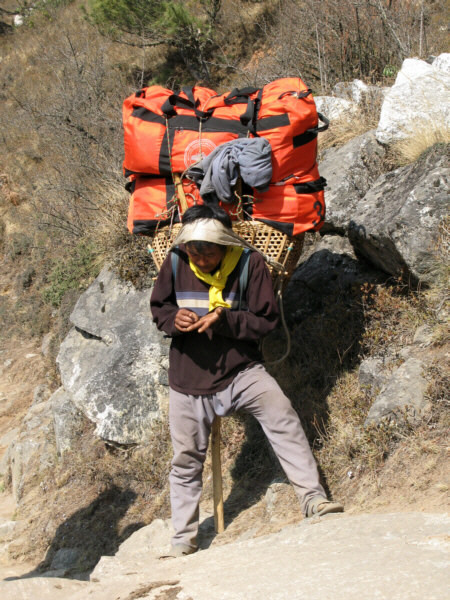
[214,78,328,182]
[248,166,327,236]
[123,85,249,177]
[126,176,200,235]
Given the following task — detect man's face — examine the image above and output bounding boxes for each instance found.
[185,243,226,274]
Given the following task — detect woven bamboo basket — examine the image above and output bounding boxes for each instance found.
[149,219,304,282]
[148,174,304,283]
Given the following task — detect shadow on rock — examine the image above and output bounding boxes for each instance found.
[5,486,143,581]
[272,246,386,441]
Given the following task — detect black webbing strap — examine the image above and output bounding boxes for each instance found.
[223,86,262,135]
[293,177,327,194]
[278,89,312,100]
[293,113,330,148]
[314,112,330,132]
[161,88,214,120]
[224,86,259,104]
[241,88,263,135]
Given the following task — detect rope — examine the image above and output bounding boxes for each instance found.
[198,116,203,166]
[165,117,185,220]
[263,286,292,366]
[230,184,291,364]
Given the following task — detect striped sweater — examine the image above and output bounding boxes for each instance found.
[150,245,279,394]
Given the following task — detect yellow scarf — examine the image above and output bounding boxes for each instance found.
[189,246,244,311]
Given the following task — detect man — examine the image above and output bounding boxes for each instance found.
[150,204,343,557]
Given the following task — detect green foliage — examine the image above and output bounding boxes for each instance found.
[86,0,204,42]
[85,0,219,81]
[383,65,398,78]
[87,0,165,38]
[161,2,200,35]
[42,241,100,308]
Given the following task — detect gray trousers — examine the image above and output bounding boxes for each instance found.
[169,363,326,548]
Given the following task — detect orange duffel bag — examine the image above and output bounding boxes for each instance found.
[126,176,201,235]
[123,85,250,178]
[209,78,328,182]
[123,80,328,182]
[248,166,327,236]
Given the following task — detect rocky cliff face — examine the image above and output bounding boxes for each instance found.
[2,53,448,494]
[56,267,170,445]
[38,136,446,450]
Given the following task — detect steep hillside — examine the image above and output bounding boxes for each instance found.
[0,0,448,587]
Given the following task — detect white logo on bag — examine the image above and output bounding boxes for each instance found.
[184,139,217,168]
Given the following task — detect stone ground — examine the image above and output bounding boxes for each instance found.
[1,512,449,600]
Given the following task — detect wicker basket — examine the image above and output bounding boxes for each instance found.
[149,220,304,282]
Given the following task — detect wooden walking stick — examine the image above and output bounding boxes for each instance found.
[211,416,224,533]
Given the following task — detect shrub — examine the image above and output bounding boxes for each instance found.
[42,241,100,308]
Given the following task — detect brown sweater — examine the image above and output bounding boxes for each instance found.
[150,246,279,395]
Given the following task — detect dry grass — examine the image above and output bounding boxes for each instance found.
[314,268,449,508]
[320,357,449,513]
[391,125,450,167]
[91,181,157,288]
[315,371,415,489]
[318,90,384,157]
[10,418,173,572]
[359,281,430,355]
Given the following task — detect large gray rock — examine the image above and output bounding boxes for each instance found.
[50,547,80,572]
[320,130,387,233]
[57,268,170,444]
[2,512,449,599]
[32,383,50,405]
[60,513,450,600]
[358,357,387,393]
[51,388,85,455]
[289,235,381,291]
[94,518,173,571]
[332,79,388,106]
[348,145,448,285]
[376,54,450,145]
[0,520,17,543]
[365,358,429,425]
[314,96,356,121]
[4,400,56,502]
[281,234,385,338]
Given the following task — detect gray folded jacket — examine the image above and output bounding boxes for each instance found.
[187,138,272,203]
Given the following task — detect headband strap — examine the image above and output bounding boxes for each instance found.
[171,218,285,274]
[172,219,253,249]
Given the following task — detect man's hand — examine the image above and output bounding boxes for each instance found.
[174,308,199,332]
[185,307,225,334]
